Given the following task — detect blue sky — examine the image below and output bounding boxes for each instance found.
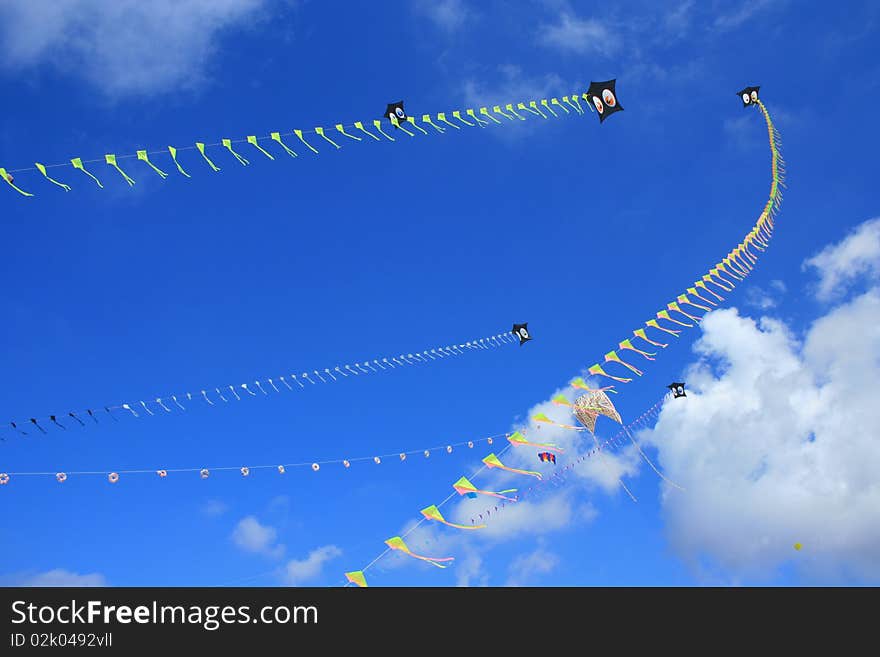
[1,0,879,587]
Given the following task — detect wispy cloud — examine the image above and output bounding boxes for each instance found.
[0,0,273,99]
[537,12,617,56]
[231,515,285,559]
[414,0,472,33]
[505,544,560,586]
[283,545,342,585]
[201,499,229,517]
[713,0,783,31]
[6,569,107,587]
[803,217,880,301]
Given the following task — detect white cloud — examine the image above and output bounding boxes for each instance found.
[713,0,781,31]
[745,279,787,310]
[803,217,880,301]
[231,516,285,558]
[283,545,342,585]
[201,499,229,517]
[506,545,560,586]
[0,0,271,98]
[14,569,107,587]
[644,287,880,581]
[414,0,471,33]
[537,12,617,56]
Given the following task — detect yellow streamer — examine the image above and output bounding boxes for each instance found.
[168,146,192,177]
[421,115,445,133]
[222,139,249,165]
[196,143,221,171]
[466,108,488,127]
[294,129,320,153]
[452,110,474,127]
[137,150,168,179]
[506,103,526,120]
[541,99,558,117]
[247,135,275,160]
[315,127,341,149]
[335,124,362,141]
[354,121,381,141]
[35,162,71,191]
[0,168,33,196]
[372,120,395,141]
[406,117,429,134]
[480,107,502,124]
[71,157,103,188]
[270,132,298,156]
[105,154,135,186]
[389,116,415,136]
[436,112,459,130]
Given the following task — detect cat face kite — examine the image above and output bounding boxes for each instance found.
[512,323,532,346]
[385,101,407,126]
[587,80,623,123]
[737,86,760,107]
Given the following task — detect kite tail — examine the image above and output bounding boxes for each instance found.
[667,302,702,324]
[657,310,692,329]
[678,294,712,312]
[604,351,644,377]
[588,364,633,384]
[695,280,724,302]
[619,339,657,360]
[590,433,637,503]
[482,453,543,480]
[633,328,668,348]
[623,426,685,492]
[646,319,681,337]
[385,537,454,568]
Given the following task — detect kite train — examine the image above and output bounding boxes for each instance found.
[0,83,622,198]
[3,329,517,440]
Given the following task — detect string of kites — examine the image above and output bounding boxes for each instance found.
[0,81,622,198]
[1,328,522,441]
[343,388,676,587]
[342,88,784,586]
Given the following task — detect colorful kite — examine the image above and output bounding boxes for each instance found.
[452,476,518,502]
[385,101,408,126]
[507,430,564,452]
[421,504,485,530]
[384,536,454,568]
[482,453,543,480]
[345,571,368,587]
[530,414,583,432]
[538,452,557,465]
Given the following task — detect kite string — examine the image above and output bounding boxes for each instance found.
[4,330,516,438]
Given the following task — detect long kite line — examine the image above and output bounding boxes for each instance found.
[0,430,512,487]
[577,89,785,387]
[2,329,517,439]
[0,89,601,197]
[342,88,785,586]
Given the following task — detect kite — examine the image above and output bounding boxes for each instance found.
[345,571,368,587]
[737,86,760,107]
[0,429,509,487]
[384,536,454,568]
[482,453,543,480]
[794,543,803,551]
[530,414,583,432]
[572,390,622,434]
[538,452,557,464]
[586,79,623,123]
[508,430,564,452]
[574,90,783,387]
[668,382,686,399]
[421,504,485,530]
[452,476,517,502]
[4,329,517,437]
[512,323,532,346]
[1,87,601,197]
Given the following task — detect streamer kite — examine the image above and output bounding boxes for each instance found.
[482,453,542,480]
[384,536,454,568]
[508,430,564,452]
[575,90,783,387]
[452,476,517,502]
[344,571,368,587]
[420,504,485,530]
